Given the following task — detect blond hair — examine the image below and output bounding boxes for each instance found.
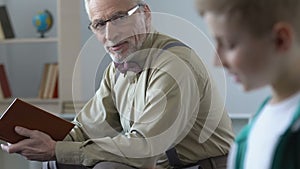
[84,0,146,21]
[196,0,300,37]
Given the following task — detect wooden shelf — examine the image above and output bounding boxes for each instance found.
[0,98,60,104]
[228,113,253,120]
[58,113,76,120]
[0,38,58,44]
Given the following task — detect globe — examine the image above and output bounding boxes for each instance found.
[32,10,53,38]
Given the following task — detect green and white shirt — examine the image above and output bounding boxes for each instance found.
[228,92,300,169]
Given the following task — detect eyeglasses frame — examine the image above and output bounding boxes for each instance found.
[88,4,145,32]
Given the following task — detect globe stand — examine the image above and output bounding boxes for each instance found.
[40,32,45,38]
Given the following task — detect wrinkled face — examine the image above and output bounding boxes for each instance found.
[204,13,281,91]
[88,0,151,63]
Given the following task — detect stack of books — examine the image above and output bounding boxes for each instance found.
[38,63,59,99]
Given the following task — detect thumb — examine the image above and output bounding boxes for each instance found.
[15,126,33,138]
[1,143,9,152]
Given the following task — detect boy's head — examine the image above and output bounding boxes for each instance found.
[197,0,300,38]
[196,0,300,91]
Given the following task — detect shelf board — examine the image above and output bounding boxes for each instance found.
[0,98,60,104]
[58,113,76,120]
[229,113,253,120]
[0,38,58,44]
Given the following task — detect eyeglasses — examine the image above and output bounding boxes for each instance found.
[88,4,144,33]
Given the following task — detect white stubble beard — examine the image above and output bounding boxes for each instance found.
[106,34,146,63]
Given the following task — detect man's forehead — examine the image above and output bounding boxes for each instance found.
[89,0,135,20]
[89,0,135,7]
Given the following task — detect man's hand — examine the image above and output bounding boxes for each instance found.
[0,126,56,161]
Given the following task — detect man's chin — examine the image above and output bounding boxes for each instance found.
[108,53,127,63]
[108,47,138,63]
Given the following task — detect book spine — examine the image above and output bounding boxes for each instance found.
[52,73,59,98]
[0,6,15,39]
[47,63,58,98]
[38,64,50,98]
[0,23,5,40]
[0,64,12,98]
[0,83,4,99]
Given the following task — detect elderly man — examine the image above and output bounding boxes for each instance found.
[1,0,234,168]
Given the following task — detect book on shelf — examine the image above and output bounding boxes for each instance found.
[47,64,59,98]
[0,84,4,99]
[0,6,15,39]
[38,64,50,98]
[0,64,12,98]
[0,98,74,144]
[38,63,59,99]
[0,23,4,40]
[52,75,59,98]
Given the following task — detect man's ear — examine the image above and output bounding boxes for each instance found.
[142,4,151,27]
[143,4,151,13]
[143,4,151,21]
[272,22,294,52]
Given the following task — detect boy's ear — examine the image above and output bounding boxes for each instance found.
[272,22,293,52]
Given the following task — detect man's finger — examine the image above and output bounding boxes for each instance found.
[4,139,32,154]
[15,126,33,138]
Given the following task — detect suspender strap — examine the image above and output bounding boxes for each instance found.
[163,41,188,50]
[165,147,183,168]
[162,41,189,168]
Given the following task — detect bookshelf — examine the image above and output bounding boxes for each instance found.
[0,0,81,112]
[0,0,81,169]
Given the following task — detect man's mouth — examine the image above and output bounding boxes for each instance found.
[110,41,128,52]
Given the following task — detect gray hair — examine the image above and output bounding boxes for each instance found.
[84,0,146,21]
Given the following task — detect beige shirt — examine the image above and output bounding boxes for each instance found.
[55,32,234,168]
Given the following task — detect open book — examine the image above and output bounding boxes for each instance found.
[0,98,74,143]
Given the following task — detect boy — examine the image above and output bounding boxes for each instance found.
[196,0,300,169]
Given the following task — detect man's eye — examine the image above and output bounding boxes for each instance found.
[112,15,127,21]
[98,22,106,27]
[94,21,106,29]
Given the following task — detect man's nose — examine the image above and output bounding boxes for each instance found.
[105,22,118,41]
